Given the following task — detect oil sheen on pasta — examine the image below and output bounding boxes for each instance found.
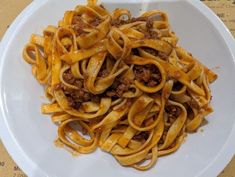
[23,0,217,171]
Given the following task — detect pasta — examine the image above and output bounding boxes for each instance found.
[23,0,217,170]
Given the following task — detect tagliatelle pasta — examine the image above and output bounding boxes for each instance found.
[23,0,217,170]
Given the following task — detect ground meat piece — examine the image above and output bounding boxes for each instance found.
[97,55,115,78]
[73,24,86,36]
[132,16,160,29]
[74,80,83,89]
[99,70,109,77]
[63,70,76,85]
[133,65,151,82]
[67,96,81,110]
[165,105,181,119]
[72,15,82,24]
[70,90,84,101]
[143,31,151,39]
[72,15,87,35]
[90,18,102,26]
[134,64,162,87]
[149,30,160,39]
[73,102,81,110]
[116,83,129,96]
[67,96,75,107]
[142,68,151,82]
[142,29,160,39]
[134,65,144,81]
[98,64,110,77]
[130,17,147,23]
[91,95,101,103]
[130,16,161,39]
[83,92,91,102]
[71,89,92,102]
[133,132,149,141]
[105,77,131,98]
[146,18,154,28]
[61,69,98,109]
[107,83,129,97]
[142,47,158,56]
[158,128,170,145]
[158,51,168,60]
[63,87,95,109]
[63,70,83,89]
[122,77,132,85]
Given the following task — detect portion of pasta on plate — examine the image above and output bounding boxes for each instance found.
[22,0,217,170]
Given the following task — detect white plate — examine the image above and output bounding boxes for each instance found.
[0,0,235,177]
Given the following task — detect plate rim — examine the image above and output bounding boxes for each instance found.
[0,1,234,177]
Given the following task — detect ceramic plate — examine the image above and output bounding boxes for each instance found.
[0,0,235,177]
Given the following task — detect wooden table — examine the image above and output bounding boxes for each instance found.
[0,0,234,176]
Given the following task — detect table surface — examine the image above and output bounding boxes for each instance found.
[0,0,234,177]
